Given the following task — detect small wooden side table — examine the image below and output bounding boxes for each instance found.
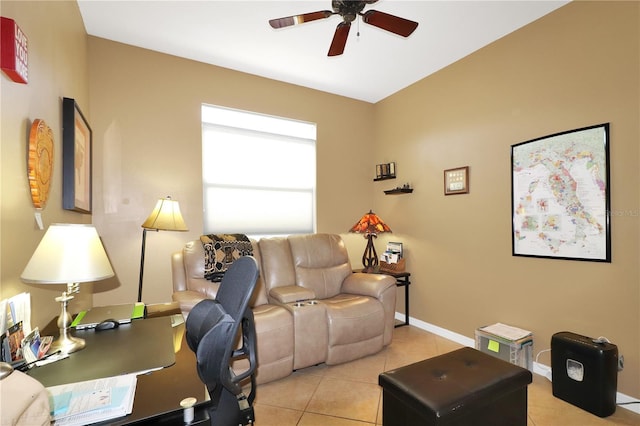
[355,268,411,327]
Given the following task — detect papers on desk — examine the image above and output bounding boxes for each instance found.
[0,292,32,335]
[47,374,137,425]
[1,293,34,369]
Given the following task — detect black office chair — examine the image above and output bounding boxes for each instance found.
[135,256,260,426]
[184,255,259,426]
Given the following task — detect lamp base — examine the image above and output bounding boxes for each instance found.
[50,333,85,354]
[53,285,86,354]
[362,234,379,273]
[0,362,13,379]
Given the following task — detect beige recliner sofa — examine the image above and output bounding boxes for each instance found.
[171,233,397,384]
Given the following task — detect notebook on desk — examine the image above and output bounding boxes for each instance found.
[70,303,145,330]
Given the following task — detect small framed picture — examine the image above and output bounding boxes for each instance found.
[375,162,396,180]
[62,97,92,213]
[444,166,469,195]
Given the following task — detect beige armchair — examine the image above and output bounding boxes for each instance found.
[260,234,396,367]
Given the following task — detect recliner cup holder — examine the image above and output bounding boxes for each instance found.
[293,300,318,307]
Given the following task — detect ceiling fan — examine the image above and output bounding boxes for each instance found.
[269,0,419,57]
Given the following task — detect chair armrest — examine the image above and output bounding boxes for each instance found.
[269,286,316,304]
[0,370,50,426]
[172,290,208,316]
[146,302,182,318]
[342,272,396,299]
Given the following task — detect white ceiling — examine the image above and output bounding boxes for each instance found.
[77,0,569,103]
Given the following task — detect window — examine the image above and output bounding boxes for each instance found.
[202,104,316,237]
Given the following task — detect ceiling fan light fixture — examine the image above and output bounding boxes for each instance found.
[269,0,418,57]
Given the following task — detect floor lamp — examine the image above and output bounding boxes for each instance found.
[349,210,392,273]
[21,224,115,354]
[139,196,188,302]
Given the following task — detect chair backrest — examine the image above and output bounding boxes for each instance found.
[216,256,260,323]
[185,256,259,394]
[258,236,297,294]
[288,233,352,299]
[185,256,260,425]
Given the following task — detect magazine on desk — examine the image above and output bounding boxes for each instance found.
[47,374,137,425]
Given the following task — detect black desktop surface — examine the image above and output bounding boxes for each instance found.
[27,316,176,387]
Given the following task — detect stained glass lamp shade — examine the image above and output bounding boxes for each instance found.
[349,210,391,273]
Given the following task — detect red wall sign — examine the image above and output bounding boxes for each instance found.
[1,17,28,84]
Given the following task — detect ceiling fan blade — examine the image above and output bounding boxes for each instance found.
[328,21,351,57]
[361,10,418,37]
[269,10,333,29]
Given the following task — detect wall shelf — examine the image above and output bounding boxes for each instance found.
[374,176,396,182]
[384,188,413,195]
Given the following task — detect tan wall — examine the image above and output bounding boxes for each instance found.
[0,0,92,329]
[1,0,638,399]
[374,1,639,396]
[86,38,376,306]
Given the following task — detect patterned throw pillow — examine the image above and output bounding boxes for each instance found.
[201,234,253,282]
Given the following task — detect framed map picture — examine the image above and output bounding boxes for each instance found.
[511,123,610,262]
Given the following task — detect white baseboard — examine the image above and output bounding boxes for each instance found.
[394,312,640,414]
[404,314,475,347]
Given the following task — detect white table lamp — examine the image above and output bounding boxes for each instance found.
[21,224,114,354]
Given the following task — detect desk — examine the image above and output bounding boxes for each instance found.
[355,269,411,327]
[28,316,206,424]
[110,333,207,425]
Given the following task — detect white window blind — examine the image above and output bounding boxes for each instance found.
[202,104,316,237]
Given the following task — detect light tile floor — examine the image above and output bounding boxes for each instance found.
[251,326,640,425]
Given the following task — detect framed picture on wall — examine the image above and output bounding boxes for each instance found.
[62,97,92,213]
[511,123,610,262]
[444,166,469,195]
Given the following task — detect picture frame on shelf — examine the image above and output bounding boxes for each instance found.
[375,162,396,180]
[511,123,610,262]
[62,97,92,213]
[444,166,469,195]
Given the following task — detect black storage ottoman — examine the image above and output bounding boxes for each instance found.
[378,347,533,426]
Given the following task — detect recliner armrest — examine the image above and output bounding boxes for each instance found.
[342,272,396,299]
[269,286,316,304]
[0,370,50,426]
[171,251,187,292]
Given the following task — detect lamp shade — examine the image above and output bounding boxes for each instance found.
[349,210,392,273]
[141,197,188,231]
[349,210,392,235]
[21,224,114,284]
